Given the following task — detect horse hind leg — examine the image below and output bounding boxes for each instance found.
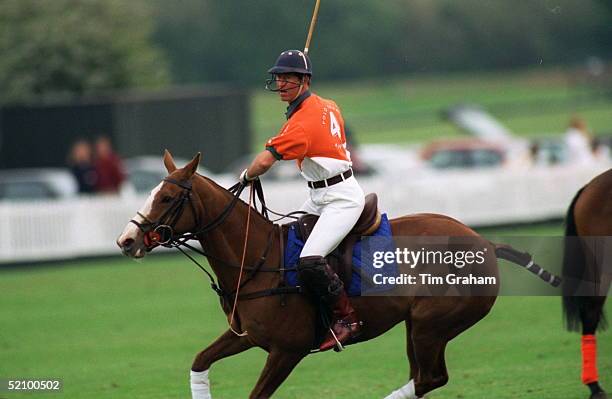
[249,349,307,399]
[580,297,608,398]
[190,329,254,398]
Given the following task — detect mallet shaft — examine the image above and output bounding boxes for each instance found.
[304,0,321,55]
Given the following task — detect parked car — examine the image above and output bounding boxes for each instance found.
[421,139,506,169]
[0,168,78,201]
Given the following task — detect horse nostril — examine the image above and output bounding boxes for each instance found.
[121,238,135,250]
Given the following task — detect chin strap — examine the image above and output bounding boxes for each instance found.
[290,82,305,102]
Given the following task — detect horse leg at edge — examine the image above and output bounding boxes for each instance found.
[581,297,607,399]
[249,350,307,399]
[190,329,254,399]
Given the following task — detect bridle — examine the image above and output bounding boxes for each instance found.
[129,178,200,248]
[129,175,304,302]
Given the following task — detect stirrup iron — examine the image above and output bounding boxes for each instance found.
[328,327,345,352]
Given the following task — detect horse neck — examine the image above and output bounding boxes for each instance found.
[192,176,278,291]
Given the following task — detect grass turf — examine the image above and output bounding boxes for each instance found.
[1,227,610,398]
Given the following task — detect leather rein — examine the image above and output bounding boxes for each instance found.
[130,176,304,302]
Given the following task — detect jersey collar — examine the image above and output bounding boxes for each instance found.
[285,90,311,119]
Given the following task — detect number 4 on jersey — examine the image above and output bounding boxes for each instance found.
[330,111,341,137]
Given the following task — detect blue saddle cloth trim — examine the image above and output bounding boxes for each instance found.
[284,213,396,296]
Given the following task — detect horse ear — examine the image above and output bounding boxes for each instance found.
[184,152,201,178]
[163,149,177,173]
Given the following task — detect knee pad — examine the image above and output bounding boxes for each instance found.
[297,256,327,290]
[298,256,343,300]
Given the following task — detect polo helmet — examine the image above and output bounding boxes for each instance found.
[267,50,312,76]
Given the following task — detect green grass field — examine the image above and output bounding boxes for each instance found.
[253,68,612,150]
[1,222,610,399]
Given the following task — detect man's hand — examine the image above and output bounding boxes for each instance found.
[239,169,257,185]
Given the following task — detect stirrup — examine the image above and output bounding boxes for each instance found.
[328,327,345,352]
[323,319,363,352]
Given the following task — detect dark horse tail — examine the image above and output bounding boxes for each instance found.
[561,188,608,332]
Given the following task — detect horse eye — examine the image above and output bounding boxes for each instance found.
[161,195,173,204]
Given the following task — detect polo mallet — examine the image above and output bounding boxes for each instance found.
[304,0,349,352]
[304,0,321,55]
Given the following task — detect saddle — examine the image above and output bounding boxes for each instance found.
[290,193,382,289]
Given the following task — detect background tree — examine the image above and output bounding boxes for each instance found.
[152,0,612,85]
[0,0,169,104]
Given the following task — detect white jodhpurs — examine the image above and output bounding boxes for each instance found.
[300,176,365,257]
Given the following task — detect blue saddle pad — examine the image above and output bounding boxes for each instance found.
[284,213,397,296]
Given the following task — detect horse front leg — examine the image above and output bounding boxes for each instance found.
[190,329,254,399]
[249,350,307,399]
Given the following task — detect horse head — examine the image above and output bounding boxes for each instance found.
[117,150,202,258]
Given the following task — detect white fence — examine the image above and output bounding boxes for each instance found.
[0,163,608,264]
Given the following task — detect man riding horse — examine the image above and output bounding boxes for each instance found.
[240,49,365,351]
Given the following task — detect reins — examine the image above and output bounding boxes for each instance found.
[228,186,255,336]
[140,176,303,316]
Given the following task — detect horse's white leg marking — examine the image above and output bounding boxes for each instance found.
[384,379,420,399]
[190,369,211,399]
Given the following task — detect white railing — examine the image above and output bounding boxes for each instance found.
[0,163,608,263]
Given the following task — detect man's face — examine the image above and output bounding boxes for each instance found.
[273,73,306,102]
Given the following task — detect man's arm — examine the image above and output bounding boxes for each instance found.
[241,149,277,182]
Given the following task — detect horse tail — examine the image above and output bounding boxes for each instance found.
[561,188,608,332]
[562,188,584,332]
[492,243,562,287]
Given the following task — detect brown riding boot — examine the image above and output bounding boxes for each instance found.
[319,289,362,352]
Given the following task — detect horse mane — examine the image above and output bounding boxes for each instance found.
[193,173,274,226]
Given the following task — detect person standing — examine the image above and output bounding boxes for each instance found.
[565,116,595,165]
[67,139,97,194]
[94,136,125,194]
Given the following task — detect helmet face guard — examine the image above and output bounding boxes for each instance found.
[265,50,312,92]
[265,75,306,92]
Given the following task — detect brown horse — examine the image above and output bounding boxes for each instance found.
[563,168,612,399]
[117,151,559,398]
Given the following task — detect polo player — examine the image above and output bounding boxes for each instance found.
[240,49,365,351]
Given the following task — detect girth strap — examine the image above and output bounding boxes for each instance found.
[236,285,303,301]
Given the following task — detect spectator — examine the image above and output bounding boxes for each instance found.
[564,116,595,165]
[94,136,125,194]
[592,137,611,162]
[67,139,97,194]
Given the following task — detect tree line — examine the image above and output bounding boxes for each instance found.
[152,0,612,84]
[0,0,610,103]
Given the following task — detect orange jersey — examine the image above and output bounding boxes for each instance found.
[266,93,351,176]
